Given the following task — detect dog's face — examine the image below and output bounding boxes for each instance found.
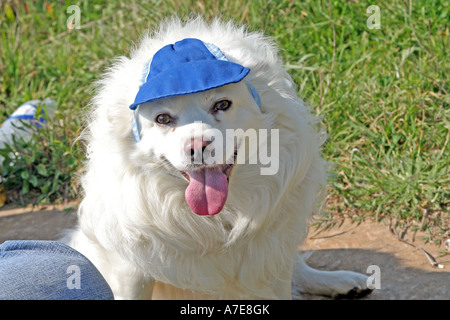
[131,81,265,216]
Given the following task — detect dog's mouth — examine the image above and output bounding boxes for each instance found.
[181,149,237,216]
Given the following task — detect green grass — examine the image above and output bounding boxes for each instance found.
[0,0,448,243]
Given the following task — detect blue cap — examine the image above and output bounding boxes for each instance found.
[129,38,250,110]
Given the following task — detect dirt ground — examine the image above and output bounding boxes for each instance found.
[0,202,448,300]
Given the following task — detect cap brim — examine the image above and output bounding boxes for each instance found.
[129,60,250,110]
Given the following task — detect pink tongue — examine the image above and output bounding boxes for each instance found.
[185,167,228,215]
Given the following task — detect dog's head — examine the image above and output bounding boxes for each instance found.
[123,38,277,216]
[133,81,270,216]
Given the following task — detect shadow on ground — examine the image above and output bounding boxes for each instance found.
[1,204,448,299]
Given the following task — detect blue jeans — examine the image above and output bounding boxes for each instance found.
[0,240,114,300]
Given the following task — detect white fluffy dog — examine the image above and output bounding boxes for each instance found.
[64,17,371,299]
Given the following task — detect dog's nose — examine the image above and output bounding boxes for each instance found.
[185,138,211,163]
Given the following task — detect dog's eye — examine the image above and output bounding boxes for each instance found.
[155,114,172,124]
[214,100,232,111]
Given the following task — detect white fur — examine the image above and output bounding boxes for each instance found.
[63,16,370,299]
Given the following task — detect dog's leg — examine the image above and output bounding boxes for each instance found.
[292,253,373,299]
[105,264,155,300]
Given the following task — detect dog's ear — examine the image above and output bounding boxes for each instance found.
[89,56,144,141]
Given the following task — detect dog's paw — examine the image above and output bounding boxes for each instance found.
[294,265,374,299]
[294,257,375,299]
[327,270,373,299]
[334,286,373,299]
